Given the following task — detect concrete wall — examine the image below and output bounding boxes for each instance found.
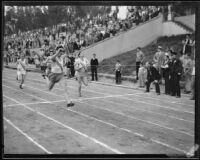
[162,21,191,37]
[174,14,195,31]
[81,15,163,62]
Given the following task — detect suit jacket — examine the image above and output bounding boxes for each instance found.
[147,66,161,82]
[170,58,183,76]
[90,58,99,68]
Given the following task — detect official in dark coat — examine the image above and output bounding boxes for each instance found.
[90,54,99,81]
[170,51,183,98]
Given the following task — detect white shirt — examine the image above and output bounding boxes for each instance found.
[50,55,65,74]
[17,58,27,73]
[75,57,89,76]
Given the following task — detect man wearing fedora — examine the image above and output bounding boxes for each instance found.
[170,51,183,98]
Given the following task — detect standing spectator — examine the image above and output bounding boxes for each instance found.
[153,46,165,80]
[115,60,122,84]
[182,54,193,94]
[138,62,146,88]
[90,53,99,81]
[144,62,161,95]
[170,51,183,98]
[190,59,195,100]
[161,52,171,95]
[135,47,144,80]
[182,35,192,56]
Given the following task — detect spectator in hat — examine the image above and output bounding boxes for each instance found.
[170,51,183,98]
[90,53,99,81]
[135,47,144,80]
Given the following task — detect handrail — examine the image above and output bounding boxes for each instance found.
[80,14,163,52]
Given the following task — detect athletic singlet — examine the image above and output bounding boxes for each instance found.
[50,55,64,74]
[75,57,89,76]
[17,59,27,72]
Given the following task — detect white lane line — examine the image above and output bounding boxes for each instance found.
[3,85,47,102]
[151,139,188,155]
[23,73,193,107]
[4,117,52,154]
[94,98,194,123]
[4,100,66,107]
[6,74,194,113]
[3,78,142,101]
[4,76,194,116]
[3,95,124,154]
[3,82,189,154]
[3,70,193,104]
[3,78,194,137]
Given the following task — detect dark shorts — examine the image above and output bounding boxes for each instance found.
[48,73,64,90]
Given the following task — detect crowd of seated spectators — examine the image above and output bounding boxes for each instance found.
[5,6,163,56]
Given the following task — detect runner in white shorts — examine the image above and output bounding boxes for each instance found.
[74,52,89,97]
[47,46,74,107]
[16,53,28,89]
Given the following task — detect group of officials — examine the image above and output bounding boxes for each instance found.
[135,44,195,100]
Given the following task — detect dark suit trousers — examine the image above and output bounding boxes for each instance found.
[116,71,121,84]
[91,67,98,81]
[164,72,170,94]
[136,62,141,80]
[146,80,160,93]
[171,74,181,97]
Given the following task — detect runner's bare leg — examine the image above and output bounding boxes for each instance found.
[59,77,72,104]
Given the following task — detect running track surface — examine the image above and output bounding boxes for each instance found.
[3,68,194,156]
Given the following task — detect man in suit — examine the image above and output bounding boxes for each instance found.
[90,53,99,81]
[170,51,183,98]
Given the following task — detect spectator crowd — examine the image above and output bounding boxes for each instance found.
[3,6,195,100]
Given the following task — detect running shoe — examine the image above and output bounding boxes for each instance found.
[67,102,75,107]
[19,84,23,89]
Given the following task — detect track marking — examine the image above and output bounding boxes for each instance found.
[3,76,194,115]
[3,79,194,137]
[15,73,194,107]
[3,84,189,154]
[3,95,124,154]
[4,117,52,154]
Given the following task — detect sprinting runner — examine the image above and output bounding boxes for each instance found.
[46,46,74,107]
[16,53,28,89]
[74,51,89,97]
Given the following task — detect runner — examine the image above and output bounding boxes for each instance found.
[16,53,28,89]
[74,51,89,97]
[46,46,74,107]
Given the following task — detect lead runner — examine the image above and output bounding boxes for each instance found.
[46,45,74,107]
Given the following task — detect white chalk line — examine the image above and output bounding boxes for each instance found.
[4,117,52,154]
[3,94,124,154]
[4,75,195,120]
[4,72,193,107]
[3,84,189,154]
[3,78,194,137]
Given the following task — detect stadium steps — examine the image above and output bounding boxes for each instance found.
[173,20,194,33]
